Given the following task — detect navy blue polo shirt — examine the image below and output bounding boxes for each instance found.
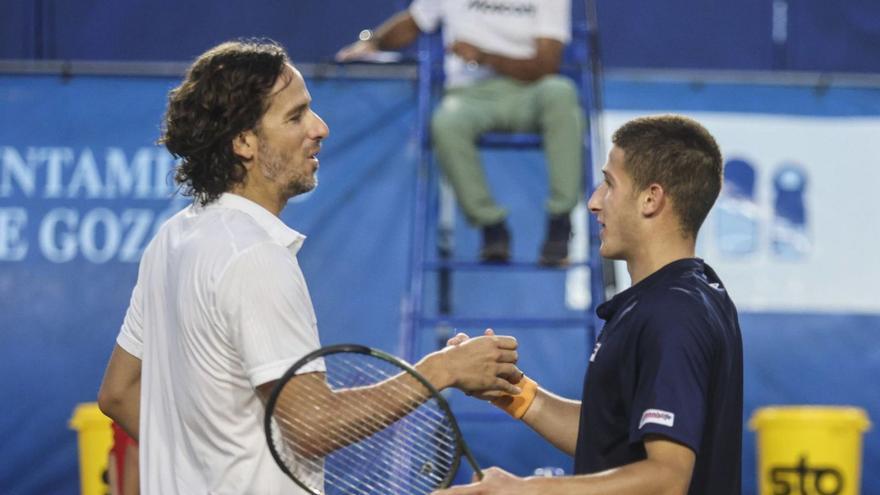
[574,258,743,494]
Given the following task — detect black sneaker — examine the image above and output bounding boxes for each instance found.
[480,221,511,263]
[539,214,571,267]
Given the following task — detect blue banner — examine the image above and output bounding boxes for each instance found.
[2,72,879,494]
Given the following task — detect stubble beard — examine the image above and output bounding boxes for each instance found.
[259,141,317,199]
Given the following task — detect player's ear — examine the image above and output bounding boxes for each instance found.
[232,129,258,168]
[641,183,666,217]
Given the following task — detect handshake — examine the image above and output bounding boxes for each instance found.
[414,329,536,418]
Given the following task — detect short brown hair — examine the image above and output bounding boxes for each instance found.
[161,39,289,205]
[612,114,723,238]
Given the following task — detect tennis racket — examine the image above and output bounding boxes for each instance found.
[264,344,482,494]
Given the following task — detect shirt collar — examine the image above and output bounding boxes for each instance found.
[208,193,306,254]
[596,258,704,321]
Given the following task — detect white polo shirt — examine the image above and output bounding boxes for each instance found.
[410,0,571,87]
[117,193,323,495]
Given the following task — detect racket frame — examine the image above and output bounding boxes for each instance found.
[264,343,483,494]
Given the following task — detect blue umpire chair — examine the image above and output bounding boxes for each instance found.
[400,1,609,365]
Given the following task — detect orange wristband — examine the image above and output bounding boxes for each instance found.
[491,375,538,419]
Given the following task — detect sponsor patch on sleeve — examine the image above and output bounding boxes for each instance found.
[639,408,675,429]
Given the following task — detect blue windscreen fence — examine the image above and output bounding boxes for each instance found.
[1,70,880,494]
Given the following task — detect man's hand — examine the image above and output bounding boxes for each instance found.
[418,333,520,395]
[335,11,421,62]
[447,327,493,346]
[446,329,514,401]
[432,467,527,494]
[450,41,485,64]
[335,40,378,62]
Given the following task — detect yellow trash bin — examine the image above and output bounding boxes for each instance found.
[749,406,871,495]
[69,402,113,495]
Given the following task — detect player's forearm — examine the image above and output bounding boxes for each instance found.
[303,352,470,455]
[520,458,691,495]
[276,371,431,459]
[274,337,519,458]
[520,387,581,455]
[371,11,422,51]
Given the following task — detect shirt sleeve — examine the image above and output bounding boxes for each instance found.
[409,0,443,33]
[628,298,714,454]
[217,242,324,388]
[117,267,145,359]
[537,0,571,44]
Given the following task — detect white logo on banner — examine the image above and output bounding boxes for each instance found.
[0,145,184,264]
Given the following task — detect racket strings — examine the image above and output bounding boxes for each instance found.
[270,353,459,494]
[272,366,459,455]
[281,393,454,493]
[273,359,461,454]
[275,409,454,490]
[273,393,456,478]
[274,381,455,476]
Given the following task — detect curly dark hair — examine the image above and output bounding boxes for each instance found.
[160,39,290,205]
[612,114,723,239]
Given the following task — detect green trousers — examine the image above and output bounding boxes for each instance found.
[431,75,585,227]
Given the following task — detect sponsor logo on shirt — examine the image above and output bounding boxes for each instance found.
[589,342,602,362]
[639,409,675,429]
[467,0,536,15]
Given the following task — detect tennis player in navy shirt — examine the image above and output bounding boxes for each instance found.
[437,114,743,495]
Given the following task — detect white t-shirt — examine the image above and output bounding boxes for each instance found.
[409,0,571,87]
[117,193,323,495]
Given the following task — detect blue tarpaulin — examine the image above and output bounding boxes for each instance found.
[2,72,879,494]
